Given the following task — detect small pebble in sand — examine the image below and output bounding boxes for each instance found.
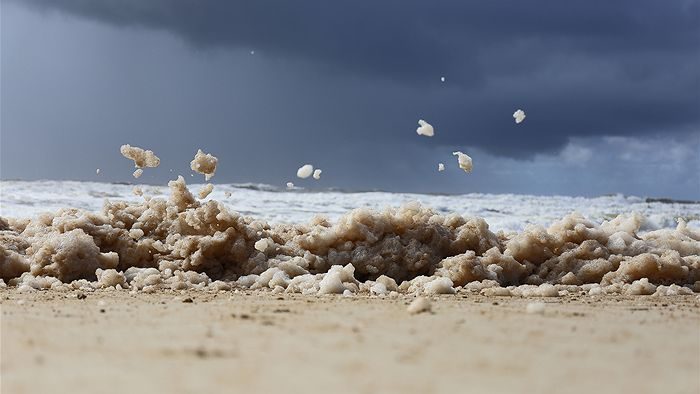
[438,163,445,172]
[526,302,546,315]
[297,164,314,179]
[313,169,322,180]
[416,120,434,137]
[513,109,526,124]
[407,297,432,314]
[190,149,218,181]
[452,151,473,173]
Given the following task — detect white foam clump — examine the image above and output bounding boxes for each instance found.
[407,297,432,314]
[132,187,143,196]
[370,281,388,296]
[440,76,445,82]
[452,151,473,172]
[398,276,456,295]
[120,144,161,169]
[123,266,212,292]
[424,277,456,294]
[286,182,295,189]
[96,268,126,288]
[319,266,353,294]
[254,238,273,253]
[513,284,560,297]
[513,109,526,124]
[297,164,314,179]
[198,184,214,199]
[653,284,694,297]
[481,287,512,296]
[416,120,434,137]
[438,163,445,172]
[313,169,322,180]
[133,169,143,179]
[588,285,603,296]
[624,278,657,295]
[190,149,218,181]
[96,168,100,175]
[526,302,546,314]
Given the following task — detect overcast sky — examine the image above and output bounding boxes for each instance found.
[1,1,699,199]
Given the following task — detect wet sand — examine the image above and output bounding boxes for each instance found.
[2,291,699,394]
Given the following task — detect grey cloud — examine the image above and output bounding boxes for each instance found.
[11,0,699,158]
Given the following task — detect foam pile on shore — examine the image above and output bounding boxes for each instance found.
[1,176,698,296]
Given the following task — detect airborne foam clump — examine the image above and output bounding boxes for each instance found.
[513,109,526,124]
[438,163,445,172]
[452,151,473,172]
[190,149,218,181]
[198,184,214,199]
[286,182,294,189]
[133,169,143,179]
[416,120,434,137]
[297,164,314,179]
[313,169,322,180]
[120,145,160,168]
[96,169,100,175]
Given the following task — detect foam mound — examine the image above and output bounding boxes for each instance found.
[1,176,698,296]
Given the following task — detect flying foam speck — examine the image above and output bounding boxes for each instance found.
[190,149,218,181]
[297,164,314,179]
[313,169,322,180]
[513,109,526,124]
[452,151,473,173]
[416,120,434,137]
[438,163,445,172]
[120,144,160,170]
[198,184,214,199]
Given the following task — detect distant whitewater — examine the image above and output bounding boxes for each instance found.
[1,180,697,232]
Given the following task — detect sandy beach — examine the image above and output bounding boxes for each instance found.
[2,290,698,394]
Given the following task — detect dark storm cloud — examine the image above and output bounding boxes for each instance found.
[12,0,700,157]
